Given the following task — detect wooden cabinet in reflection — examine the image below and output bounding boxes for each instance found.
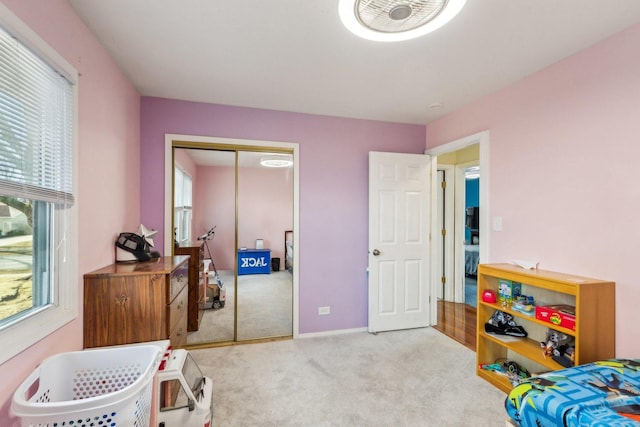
[83,256,189,348]
[175,241,205,332]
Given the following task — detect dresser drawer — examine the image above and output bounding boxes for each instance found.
[168,284,188,334]
[169,317,187,347]
[169,261,188,301]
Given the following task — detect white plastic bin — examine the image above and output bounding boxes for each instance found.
[11,344,161,427]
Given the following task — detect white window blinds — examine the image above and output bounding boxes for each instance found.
[0,24,74,206]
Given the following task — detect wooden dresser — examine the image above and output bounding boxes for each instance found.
[83,256,189,349]
[175,240,205,331]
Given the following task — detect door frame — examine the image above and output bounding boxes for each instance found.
[435,165,455,302]
[163,133,300,338]
[426,130,490,325]
[454,159,479,303]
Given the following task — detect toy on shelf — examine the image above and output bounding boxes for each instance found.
[540,328,575,367]
[498,279,522,306]
[536,304,576,331]
[484,310,528,337]
[480,360,530,386]
[482,289,497,303]
[512,295,536,316]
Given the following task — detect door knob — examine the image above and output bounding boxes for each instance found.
[372,249,380,256]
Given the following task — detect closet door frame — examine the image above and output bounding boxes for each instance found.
[164,134,300,340]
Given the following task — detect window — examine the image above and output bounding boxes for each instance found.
[0,5,78,364]
[174,166,192,244]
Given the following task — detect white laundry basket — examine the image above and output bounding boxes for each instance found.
[11,344,161,427]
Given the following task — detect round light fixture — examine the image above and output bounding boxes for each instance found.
[465,166,480,179]
[260,155,293,168]
[338,0,466,42]
[389,4,412,20]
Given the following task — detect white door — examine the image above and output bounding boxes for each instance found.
[368,152,431,333]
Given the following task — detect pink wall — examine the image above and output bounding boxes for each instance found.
[193,164,293,271]
[174,148,198,186]
[0,0,141,422]
[140,98,426,334]
[427,24,640,357]
[193,166,235,267]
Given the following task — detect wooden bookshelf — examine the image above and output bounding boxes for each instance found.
[476,263,615,393]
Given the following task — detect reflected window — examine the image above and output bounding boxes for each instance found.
[174,166,192,243]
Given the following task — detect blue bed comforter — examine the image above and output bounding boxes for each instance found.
[505,359,640,426]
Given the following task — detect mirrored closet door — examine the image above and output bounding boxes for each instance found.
[236,150,293,341]
[171,144,293,347]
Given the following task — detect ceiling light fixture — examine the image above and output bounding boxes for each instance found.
[260,155,293,168]
[339,0,466,42]
[389,4,412,20]
[465,166,480,179]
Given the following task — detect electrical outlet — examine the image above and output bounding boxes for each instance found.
[318,306,330,315]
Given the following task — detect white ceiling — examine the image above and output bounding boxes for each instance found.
[68,0,640,125]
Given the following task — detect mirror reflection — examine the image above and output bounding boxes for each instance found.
[172,147,293,346]
[237,150,293,341]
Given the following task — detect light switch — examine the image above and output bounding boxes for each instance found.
[493,216,503,231]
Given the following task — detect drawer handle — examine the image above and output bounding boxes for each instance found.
[114,293,128,305]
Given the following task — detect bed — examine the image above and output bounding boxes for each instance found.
[465,244,479,276]
[505,359,640,426]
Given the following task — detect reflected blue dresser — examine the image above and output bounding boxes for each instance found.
[237,248,271,275]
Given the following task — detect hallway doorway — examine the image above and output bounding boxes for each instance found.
[427,131,489,347]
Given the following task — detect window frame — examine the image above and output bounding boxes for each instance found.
[0,3,78,365]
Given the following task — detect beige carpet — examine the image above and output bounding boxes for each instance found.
[191,327,508,426]
[187,270,293,345]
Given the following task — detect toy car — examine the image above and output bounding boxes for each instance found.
[156,348,213,427]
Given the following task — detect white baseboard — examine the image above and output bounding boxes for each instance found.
[296,327,368,339]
